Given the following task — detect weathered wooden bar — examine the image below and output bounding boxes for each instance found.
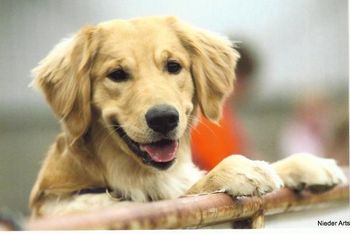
[26,182,349,230]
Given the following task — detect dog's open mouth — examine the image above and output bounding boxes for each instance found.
[112,123,178,170]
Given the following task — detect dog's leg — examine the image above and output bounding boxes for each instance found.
[272,153,347,192]
[186,155,283,197]
[186,153,346,197]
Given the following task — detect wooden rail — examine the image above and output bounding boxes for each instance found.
[25,183,349,230]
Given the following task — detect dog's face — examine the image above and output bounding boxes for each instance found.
[91,19,195,169]
[32,16,239,170]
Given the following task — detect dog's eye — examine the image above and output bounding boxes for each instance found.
[107,69,129,82]
[166,61,182,74]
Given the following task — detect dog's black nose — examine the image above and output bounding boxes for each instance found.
[145,105,179,134]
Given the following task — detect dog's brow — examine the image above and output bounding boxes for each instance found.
[157,49,189,68]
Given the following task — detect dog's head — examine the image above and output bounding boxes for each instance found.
[32,16,239,170]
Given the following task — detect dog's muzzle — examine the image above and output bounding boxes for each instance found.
[111,105,181,170]
[113,122,178,170]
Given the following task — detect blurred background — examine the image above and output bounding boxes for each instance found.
[0,0,348,224]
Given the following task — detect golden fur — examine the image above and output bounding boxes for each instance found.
[30,16,346,218]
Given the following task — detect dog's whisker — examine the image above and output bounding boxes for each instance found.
[197,119,221,139]
[185,114,220,138]
[186,123,200,135]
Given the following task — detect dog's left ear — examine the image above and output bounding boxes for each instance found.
[31,26,98,141]
[169,17,240,122]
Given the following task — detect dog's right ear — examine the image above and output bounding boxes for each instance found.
[31,26,98,141]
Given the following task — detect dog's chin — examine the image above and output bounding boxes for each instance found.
[112,122,178,170]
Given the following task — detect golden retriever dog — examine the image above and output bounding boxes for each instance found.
[30,16,346,218]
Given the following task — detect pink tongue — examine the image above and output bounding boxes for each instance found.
[140,141,178,162]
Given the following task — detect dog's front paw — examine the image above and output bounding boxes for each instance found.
[273,153,347,192]
[187,155,283,197]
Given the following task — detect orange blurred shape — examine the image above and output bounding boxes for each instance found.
[191,105,247,171]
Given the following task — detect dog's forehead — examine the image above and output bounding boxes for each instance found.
[97,18,181,51]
